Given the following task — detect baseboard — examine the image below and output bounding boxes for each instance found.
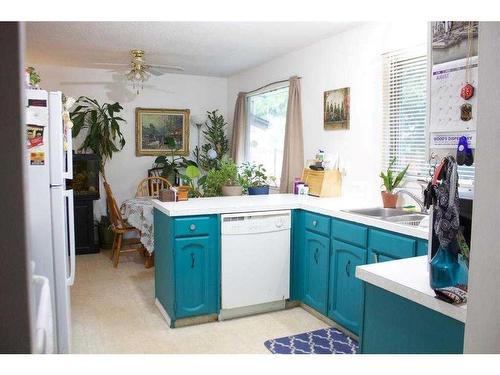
[174,314,219,328]
[298,302,359,341]
[219,300,286,321]
[155,298,172,327]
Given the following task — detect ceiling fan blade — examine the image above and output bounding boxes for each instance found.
[91,62,130,67]
[147,64,185,72]
[59,81,115,85]
[147,67,166,76]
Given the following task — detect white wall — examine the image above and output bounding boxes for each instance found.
[228,22,426,202]
[464,22,500,353]
[36,65,227,216]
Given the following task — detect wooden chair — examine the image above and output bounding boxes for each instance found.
[136,176,171,198]
[148,167,163,178]
[103,182,145,268]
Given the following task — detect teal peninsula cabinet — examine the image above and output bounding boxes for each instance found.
[356,256,466,353]
[154,209,220,327]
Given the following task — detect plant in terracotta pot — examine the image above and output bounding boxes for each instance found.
[379,158,409,208]
[239,162,276,195]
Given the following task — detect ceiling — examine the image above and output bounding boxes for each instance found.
[26,22,361,77]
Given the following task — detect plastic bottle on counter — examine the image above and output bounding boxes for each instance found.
[293,178,303,194]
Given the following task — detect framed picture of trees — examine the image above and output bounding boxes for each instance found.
[324,87,350,130]
[135,108,190,156]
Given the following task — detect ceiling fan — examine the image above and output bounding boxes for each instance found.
[94,49,184,94]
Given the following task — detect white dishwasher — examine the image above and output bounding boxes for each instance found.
[220,210,291,320]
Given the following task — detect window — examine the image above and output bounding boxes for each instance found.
[382,47,474,183]
[245,86,289,187]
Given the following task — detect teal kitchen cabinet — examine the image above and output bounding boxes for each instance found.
[368,228,417,263]
[416,239,429,257]
[154,209,220,327]
[290,210,305,301]
[174,236,218,318]
[328,239,367,335]
[361,284,464,353]
[302,227,330,315]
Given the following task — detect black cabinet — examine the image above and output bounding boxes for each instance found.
[74,199,98,254]
[69,153,100,255]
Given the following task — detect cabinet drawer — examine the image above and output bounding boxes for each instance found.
[368,229,416,260]
[331,218,368,248]
[417,240,429,257]
[174,216,213,238]
[304,211,330,236]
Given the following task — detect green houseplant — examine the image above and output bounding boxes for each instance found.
[70,96,126,183]
[70,96,126,249]
[193,110,229,171]
[154,136,191,185]
[179,164,205,198]
[239,162,276,195]
[379,157,409,208]
[203,159,242,197]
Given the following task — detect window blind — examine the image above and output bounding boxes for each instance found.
[382,47,428,179]
[382,47,474,183]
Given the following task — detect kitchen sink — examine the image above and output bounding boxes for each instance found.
[342,208,429,228]
[384,214,428,227]
[342,207,411,218]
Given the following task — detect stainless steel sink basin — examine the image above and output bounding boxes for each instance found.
[342,207,411,218]
[384,214,428,227]
[342,208,429,228]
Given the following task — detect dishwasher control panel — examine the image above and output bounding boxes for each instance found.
[221,210,291,235]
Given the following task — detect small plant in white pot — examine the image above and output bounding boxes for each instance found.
[379,157,409,208]
[203,158,242,197]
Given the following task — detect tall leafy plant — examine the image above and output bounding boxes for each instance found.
[70,97,126,182]
[193,110,229,171]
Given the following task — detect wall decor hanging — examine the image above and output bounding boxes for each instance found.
[324,87,350,130]
[135,108,190,156]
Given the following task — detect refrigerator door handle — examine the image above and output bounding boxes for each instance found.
[65,189,76,286]
[63,126,73,180]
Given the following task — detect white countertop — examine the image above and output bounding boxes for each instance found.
[152,194,429,239]
[356,256,467,323]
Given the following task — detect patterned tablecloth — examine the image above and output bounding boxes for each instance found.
[120,197,154,254]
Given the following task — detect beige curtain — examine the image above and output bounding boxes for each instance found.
[280,76,304,193]
[230,92,247,164]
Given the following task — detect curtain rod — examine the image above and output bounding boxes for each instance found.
[245,76,301,95]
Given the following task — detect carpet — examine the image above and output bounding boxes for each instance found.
[264,327,359,354]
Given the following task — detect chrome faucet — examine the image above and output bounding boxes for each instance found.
[394,189,428,214]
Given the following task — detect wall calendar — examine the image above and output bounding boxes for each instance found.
[430,56,478,133]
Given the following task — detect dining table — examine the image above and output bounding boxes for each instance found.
[120,197,155,267]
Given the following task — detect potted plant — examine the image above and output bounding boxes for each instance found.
[239,162,276,195]
[179,164,205,198]
[70,97,126,248]
[193,110,229,171]
[220,159,242,196]
[204,159,242,197]
[379,157,409,208]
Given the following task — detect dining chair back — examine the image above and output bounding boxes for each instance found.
[148,167,163,178]
[103,181,145,267]
[136,176,171,198]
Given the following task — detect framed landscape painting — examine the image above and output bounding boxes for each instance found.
[135,108,190,156]
[324,87,350,130]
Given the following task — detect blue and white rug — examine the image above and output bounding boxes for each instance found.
[264,327,359,354]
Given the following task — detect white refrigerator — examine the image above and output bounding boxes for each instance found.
[25,89,75,353]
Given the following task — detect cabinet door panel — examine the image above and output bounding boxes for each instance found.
[303,230,330,314]
[368,229,416,262]
[328,240,366,335]
[174,236,216,318]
